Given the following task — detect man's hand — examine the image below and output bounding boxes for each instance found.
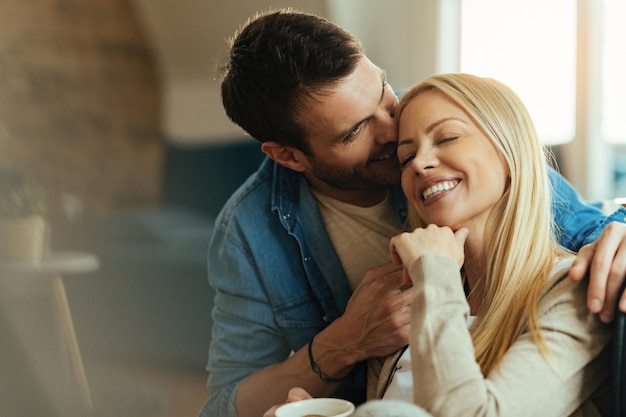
[569,222,626,322]
[317,262,414,368]
[235,263,412,417]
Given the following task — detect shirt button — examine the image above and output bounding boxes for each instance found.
[323,315,331,323]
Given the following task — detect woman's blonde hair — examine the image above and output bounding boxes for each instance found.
[395,73,572,375]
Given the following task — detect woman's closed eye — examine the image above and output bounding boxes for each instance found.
[437,136,459,145]
[399,152,415,169]
[398,136,458,169]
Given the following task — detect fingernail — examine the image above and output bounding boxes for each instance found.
[590,298,602,313]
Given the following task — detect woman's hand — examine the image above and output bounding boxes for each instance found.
[262,387,313,417]
[390,224,468,284]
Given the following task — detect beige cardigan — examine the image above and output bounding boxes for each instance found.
[369,256,613,417]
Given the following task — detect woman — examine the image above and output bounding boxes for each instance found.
[376,73,612,416]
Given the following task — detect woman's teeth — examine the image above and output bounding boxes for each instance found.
[422,180,458,200]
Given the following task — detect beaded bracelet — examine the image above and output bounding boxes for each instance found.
[307,336,346,383]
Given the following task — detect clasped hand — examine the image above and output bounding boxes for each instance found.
[390,224,468,285]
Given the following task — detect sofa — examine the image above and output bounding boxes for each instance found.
[63,139,266,369]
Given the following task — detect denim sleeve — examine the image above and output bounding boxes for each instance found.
[198,223,293,417]
[550,166,626,251]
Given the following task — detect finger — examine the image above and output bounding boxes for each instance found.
[568,259,589,282]
[360,262,403,286]
[568,244,593,283]
[598,239,626,321]
[389,238,403,266]
[573,243,607,313]
[286,387,313,402]
[356,267,406,300]
[569,244,602,312]
[370,262,402,276]
[454,227,469,247]
[588,244,615,291]
[401,266,413,288]
[587,224,626,318]
[381,264,406,285]
[452,228,468,266]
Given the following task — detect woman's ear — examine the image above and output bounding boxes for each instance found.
[261,141,310,172]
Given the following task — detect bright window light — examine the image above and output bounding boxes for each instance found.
[460,0,576,145]
[602,0,626,144]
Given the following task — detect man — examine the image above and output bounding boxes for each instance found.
[200,9,626,417]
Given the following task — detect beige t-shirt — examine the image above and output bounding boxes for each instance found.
[311,190,405,290]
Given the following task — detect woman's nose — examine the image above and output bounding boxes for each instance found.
[412,149,437,173]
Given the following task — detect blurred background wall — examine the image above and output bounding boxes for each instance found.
[0,0,163,228]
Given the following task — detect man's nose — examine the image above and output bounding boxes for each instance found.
[374,110,398,145]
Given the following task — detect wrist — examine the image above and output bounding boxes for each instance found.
[307,331,357,383]
[308,336,347,383]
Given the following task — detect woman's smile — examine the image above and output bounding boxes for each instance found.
[420,179,460,202]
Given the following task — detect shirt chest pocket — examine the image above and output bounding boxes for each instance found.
[273,295,330,329]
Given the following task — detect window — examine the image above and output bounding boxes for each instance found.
[460,0,625,198]
[459,0,577,145]
[602,0,626,145]
[602,0,626,196]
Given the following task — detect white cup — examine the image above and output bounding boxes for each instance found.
[275,398,355,417]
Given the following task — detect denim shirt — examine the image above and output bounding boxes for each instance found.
[199,157,626,417]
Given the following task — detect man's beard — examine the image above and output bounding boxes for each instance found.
[307,149,401,191]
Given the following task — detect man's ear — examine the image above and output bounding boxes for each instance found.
[261,141,310,172]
